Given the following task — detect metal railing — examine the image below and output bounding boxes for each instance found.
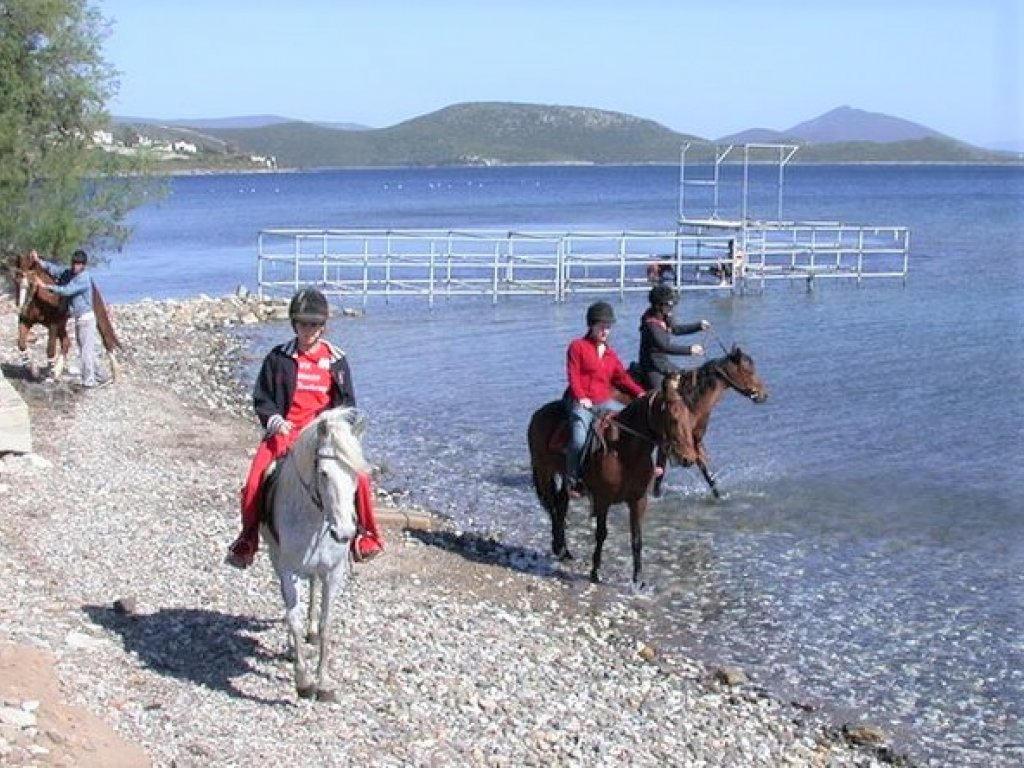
[257,225,909,305]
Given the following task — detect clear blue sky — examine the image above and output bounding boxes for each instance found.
[97,0,1023,148]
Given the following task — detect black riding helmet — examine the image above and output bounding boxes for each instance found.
[586,300,616,326]
[648,284,676,307]
[289,288,330,327]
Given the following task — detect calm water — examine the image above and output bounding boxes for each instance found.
[100,164,1023,766]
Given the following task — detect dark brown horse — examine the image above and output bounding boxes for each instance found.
[668,345,769,498]
[9,251,121,380]
[527,374,699,589]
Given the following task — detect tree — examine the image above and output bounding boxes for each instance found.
[0,0,153,263]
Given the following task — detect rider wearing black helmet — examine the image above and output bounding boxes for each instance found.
[227,288,383,568]
[636,286,709,497]
[637,285,709,391]
[563,301,646,497]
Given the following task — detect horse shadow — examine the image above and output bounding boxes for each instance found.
[82,604,293,706]
[405,527,594,584]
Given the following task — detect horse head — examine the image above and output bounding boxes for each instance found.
[312,412,368,543]
[716,345,768,403]
[652,373,699,466]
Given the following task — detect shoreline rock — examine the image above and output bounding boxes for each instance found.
[0,295,900,766]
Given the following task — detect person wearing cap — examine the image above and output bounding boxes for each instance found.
[225,288,383,569]
[564,301,646,498]
[637,285,709,391]
[31,248,107,389]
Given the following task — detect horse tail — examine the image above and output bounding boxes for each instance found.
[530,464,555,514]
[527,401,564,515]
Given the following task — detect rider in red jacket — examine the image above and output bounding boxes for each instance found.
[226,289,383,569]
[564,301,645,497]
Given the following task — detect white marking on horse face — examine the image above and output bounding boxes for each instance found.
[318,459,358,541]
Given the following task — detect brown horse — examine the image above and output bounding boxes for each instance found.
[527,374,699,589]
[668,345,769,498]
[9,251,122,381]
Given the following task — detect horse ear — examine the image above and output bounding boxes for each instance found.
[730,344,741,359]
[662,372,681,398]
[343,407,367,438]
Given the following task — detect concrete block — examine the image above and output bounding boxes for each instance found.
[0,371,32,454]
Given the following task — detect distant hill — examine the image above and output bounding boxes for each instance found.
[717,106,949,145]
[125,103,1017,168]
[197,102,703,167]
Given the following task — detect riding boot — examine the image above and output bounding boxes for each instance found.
[352,472,384,562]
[226,482,264,569]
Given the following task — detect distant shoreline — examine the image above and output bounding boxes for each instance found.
[155,158,1024,176]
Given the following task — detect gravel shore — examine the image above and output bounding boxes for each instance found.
[0,295,902,767]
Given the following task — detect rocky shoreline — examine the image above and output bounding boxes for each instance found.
[0,294,906,766]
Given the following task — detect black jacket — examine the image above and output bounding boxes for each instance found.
[252,338,355,430]
[637,308,703,375]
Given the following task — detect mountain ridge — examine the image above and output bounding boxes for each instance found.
[114,103,1018,168]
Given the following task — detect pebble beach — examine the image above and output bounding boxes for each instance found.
[0,294,904,767]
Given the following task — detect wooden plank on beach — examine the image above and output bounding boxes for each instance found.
[0,370,32,454]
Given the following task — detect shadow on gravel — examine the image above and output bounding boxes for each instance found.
[83,605,292,705]
[406,528,591,583]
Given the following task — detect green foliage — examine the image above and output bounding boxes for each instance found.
[0,0,156,263]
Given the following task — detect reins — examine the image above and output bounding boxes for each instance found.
[590,392,664,447]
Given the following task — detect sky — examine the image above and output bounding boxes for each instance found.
[97,0,1023,149]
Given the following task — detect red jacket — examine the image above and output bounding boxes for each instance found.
[566,336,645,403]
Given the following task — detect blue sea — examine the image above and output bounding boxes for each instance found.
[99,164,1023,766]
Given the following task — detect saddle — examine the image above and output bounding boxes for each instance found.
[548,411,620,464]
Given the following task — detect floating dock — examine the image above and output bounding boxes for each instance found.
[256,144,909,305]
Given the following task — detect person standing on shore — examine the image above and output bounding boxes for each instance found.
[31,249,107,389]
[226,288,383,569]
[564,301,646,498]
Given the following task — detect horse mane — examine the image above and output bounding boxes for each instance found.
[678,353,735,410]
[289,407,371,476]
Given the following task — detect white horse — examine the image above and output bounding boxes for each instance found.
[262,407,370,701]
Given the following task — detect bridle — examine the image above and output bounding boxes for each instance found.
[294,446,353,543]
[712,360,760,399]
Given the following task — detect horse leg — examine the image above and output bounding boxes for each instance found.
[590,501,610,583]
[305,574,322,645]
[628,497,650,592]
[16,323,38,380]
[550,480,573,561]
[45,326,64,379]
[696,445,721,498]
[312,570,342,702]
[279,572,315,698]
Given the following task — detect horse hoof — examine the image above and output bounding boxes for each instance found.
[305,632,320,645]
[315,687,337,703]
[631,581,653,596]
[297,685,317,700]
[589,571,601,584]
[556,550,574,562]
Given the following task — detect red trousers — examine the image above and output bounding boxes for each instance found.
[239,433,382,552]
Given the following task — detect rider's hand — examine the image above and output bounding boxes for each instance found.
[267,415,293,436]
[579,398,593,409]
[700,320,710,331]
[691,344,705,356]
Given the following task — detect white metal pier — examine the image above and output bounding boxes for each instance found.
[255,144,910,305]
